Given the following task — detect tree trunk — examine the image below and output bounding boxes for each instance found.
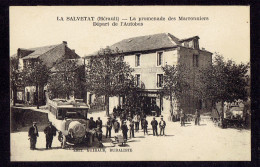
[36,84,39,109]
[105,95,109,116]
[170,93,173,116]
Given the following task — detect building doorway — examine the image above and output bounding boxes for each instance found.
[141,96,156,115]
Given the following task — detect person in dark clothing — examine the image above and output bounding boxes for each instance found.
[111,116,117,125]
[155,105,161,117]
[129,120,135,138]
[113,119,120,133]
[96,117,102,128]
[121,121,128,140]
[95,125,103,147]
[151,117,158,136]
[195,109,200,125]
[142,117,148,135]
[44,122,57,149]
[159,117,166,136]
[180,110,185,126]
[113,106,117,116]
[89,117,96,129]
[106,118,112,138]
[28,122,39,150]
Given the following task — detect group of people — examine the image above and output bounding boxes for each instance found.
[106,114,167,141]
[179,109,201,126]
[28,108,201,150]
[28,121,57,150]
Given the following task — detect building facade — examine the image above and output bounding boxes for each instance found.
[14,41,80,105]
[85,33,212,115]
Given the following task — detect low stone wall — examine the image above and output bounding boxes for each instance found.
[11,107,49,132]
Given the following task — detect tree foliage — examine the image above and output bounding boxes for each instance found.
[21,60,50,87]
[10,57,23,105]
[47,59,85,99]
[85,47,135,115]
[10,57,23,88]
[162,64,192,115]
[195,54,249,105]
[21,59,50,108]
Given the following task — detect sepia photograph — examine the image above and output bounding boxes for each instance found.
[9,6,251,161]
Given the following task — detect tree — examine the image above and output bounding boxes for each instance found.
[121,76,144,113]
[47,59,85,100]
[21,60,50,109]
[85,47,134,116]
[10,57,23,106]
[162,64,192,117]
[195,54,249,116]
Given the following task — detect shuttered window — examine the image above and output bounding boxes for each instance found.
[136,74,141,87]
[135,54,141,67]
[157,74,163,88]
[157,52,163,66]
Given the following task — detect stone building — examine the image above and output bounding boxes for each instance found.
[85,33,212,115]
[13,41,80,105]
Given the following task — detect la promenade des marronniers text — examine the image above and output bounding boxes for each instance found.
[57,16,209,27]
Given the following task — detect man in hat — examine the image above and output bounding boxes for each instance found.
[129,120,135,138]
[96,117,103,128]
[113,119,120,133]
[142,116,148,135]
[44,122,57,149]
[106,117,112,138]
[89,117,96,130]
[159,116,166,136]
[28,122,39,150]
[151,117,158,136]
[121,121,128,140]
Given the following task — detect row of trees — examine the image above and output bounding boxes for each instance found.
[11,50,249,117]
[162,53,250,117]
[10,47,142,115]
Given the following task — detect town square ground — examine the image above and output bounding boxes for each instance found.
[10,109,251,161]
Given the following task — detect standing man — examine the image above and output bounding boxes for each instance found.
[180,109,185,126]
[133,114,138,132]
[159,116,166,136]
[89,117,96,130]
[142,117,148,135]
[96,117,103,128]
[106,117,112,138]
[137,114,141,132]
[121,121,128,141]
[129,120,135,138]
[113,119,120,133]
[195,109,200,125]
[44,122,57,149]
[28,122,39,150]
[151,117,158,136]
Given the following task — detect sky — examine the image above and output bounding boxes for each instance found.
[10,6,250,64]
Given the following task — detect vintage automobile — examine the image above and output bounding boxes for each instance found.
[222,106,244,128]
[46,96,95,148]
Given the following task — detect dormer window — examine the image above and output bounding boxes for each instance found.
[180,36,200,49]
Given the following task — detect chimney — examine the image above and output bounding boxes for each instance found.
[202,47,205,51]
[72,49,75,53]
[63,41,67,45]
[17,48,21,58]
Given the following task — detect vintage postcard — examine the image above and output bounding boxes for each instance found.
[10,6,250,161]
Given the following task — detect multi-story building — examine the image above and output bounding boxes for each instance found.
[86,33,213,114]
[13,41,80,105]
